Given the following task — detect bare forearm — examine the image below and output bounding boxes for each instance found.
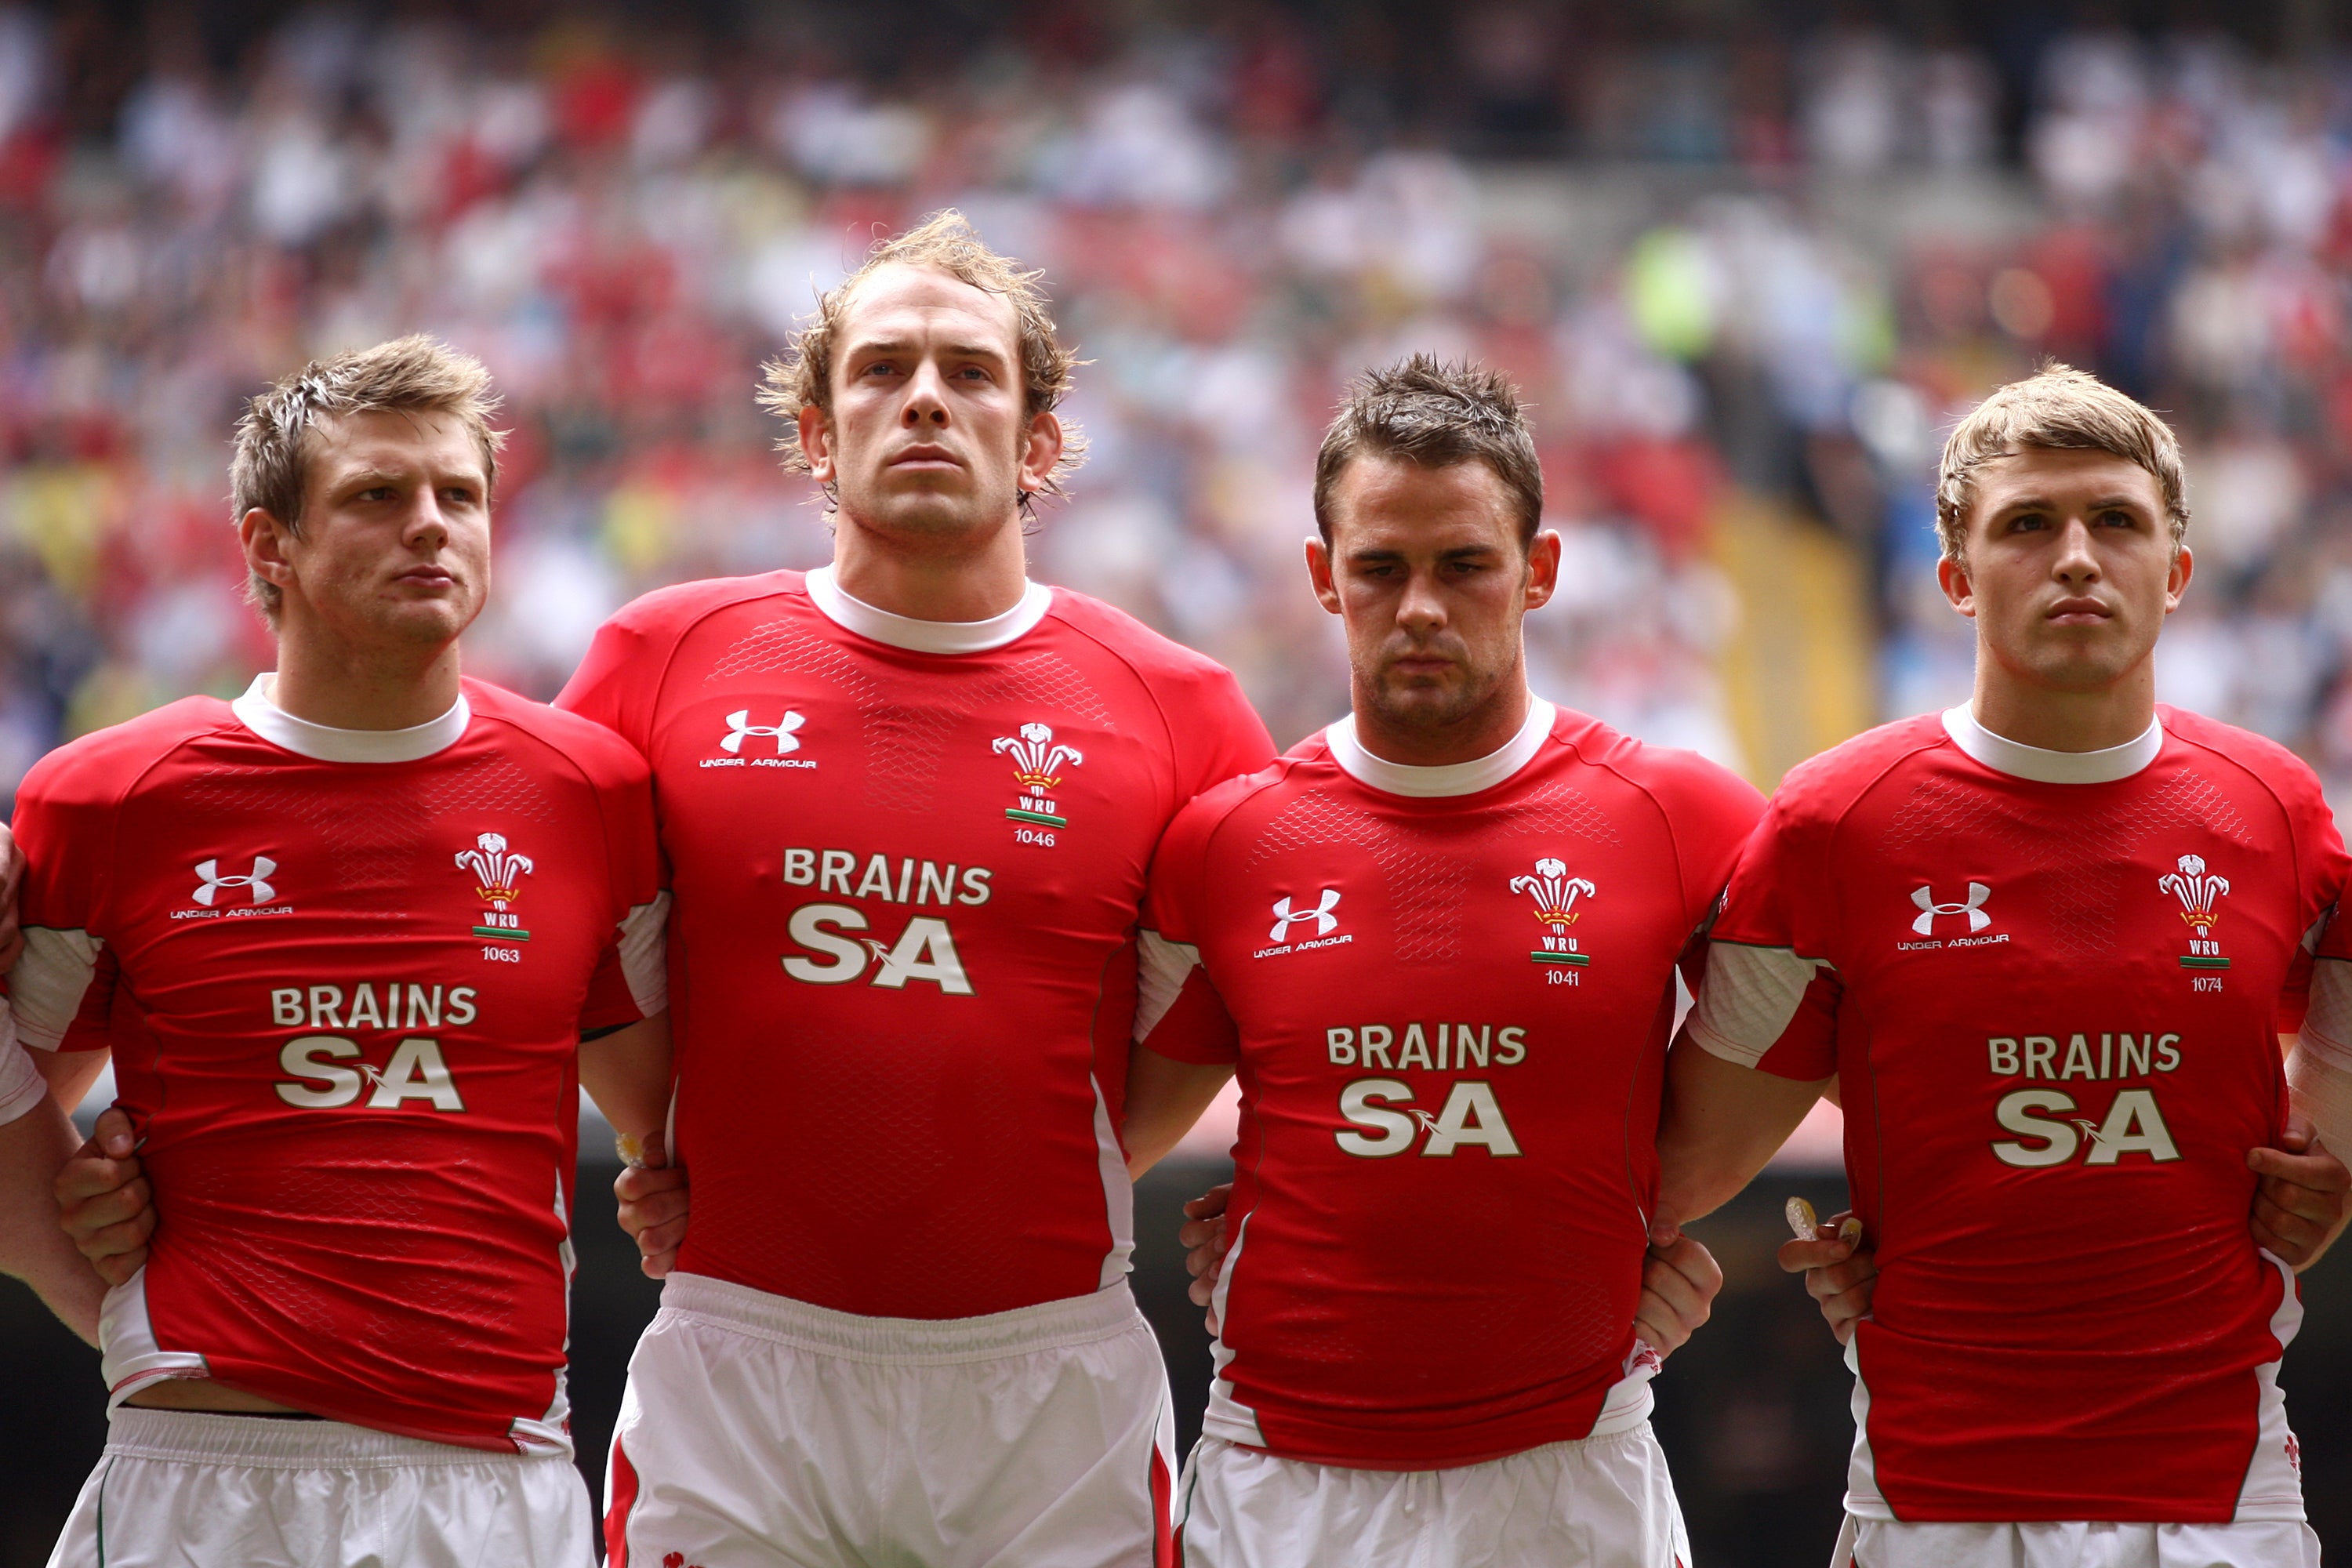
[579,1014,673,1142]
[1657,1037,1829,1226]
[0,1095,106,1345]
[1123,1047,1234,1178]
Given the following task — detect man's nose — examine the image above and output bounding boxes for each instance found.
[902,361,951,425]
[2053,517,2101,580]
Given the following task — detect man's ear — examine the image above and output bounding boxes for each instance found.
[1305,535,1341,616]
[799,405,835,485]
[1018,410,1065,497]
[1524,528,1561,612]
[239,508,297,593]
[1937,554,1976,619]
[2165,543,2194,613]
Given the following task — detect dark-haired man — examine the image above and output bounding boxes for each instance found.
[1659,366,2347,1568]
[1130,355,1751,1566]
[566,212,1275,1568]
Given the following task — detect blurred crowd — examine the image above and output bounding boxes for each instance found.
[3,3,2352,805]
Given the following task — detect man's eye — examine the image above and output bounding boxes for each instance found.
[2011,513,2046,532]
[2099,510,2136,528]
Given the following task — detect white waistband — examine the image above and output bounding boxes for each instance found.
[101,1407,549,1470]
[657,1272,1146,1365]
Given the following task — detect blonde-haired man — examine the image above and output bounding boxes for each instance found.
[20,335,674,1566]
[565,212,1274,1566]
[1655,364,2349,1567]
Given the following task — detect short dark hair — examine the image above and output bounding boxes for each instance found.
[1312,354,1542,548]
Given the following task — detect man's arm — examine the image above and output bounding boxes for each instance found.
[1123,1046,1233,1178]
[1655,1036,1831,1227]
[579,1012,671,1149]
[0,1087,105,1344]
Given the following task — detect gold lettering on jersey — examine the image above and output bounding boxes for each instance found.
[780,903,975,995]
[267,977,477,1110]
[782,848,992,907]
[1334,1078,1524,1159]
[1327,1024,1526,1069]
[1985,1033,2182,1080]
[1990,1087,2181,1168]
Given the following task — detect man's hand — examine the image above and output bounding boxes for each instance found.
[1635,1225,1722,1356]
[2249,1114,2351,1271]
[0,817,20,971]
[614,1129,688,1279]
[1779,1202,1875,1345]
[55,1107,151,1287]
[1180,1182,1232,1335]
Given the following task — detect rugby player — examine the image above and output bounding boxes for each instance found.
[1655,366,2348,1568]
[1126,356,1750,1565]
[20,336,673,1566]
[559,213,1276,1567]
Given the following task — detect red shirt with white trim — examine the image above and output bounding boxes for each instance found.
[6,676,666,1455]
[1689,704,2347,1523]
[1138,699,1762,1468]
[557,567,1273,1319]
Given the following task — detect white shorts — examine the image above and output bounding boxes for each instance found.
[1175,1423,1692,1568]
[45,1406,593,1568]
[1834,1516,2323,1568]
[605,1272,1178,1568]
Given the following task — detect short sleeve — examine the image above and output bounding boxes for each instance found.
[2280,765,2350,1036]
[8,755,119,1054]
[1134,790,1243,1066]
[1639,746,1767,986]
[1685,796,1844,1082]
[579,752,668,1034]
[0,1009,46,1125]
[2304,904,2352,1068]
[1170,664,1276,805]
[557,596,674,753]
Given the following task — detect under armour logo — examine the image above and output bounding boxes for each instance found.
[194,857,277,906]
[1269,889,1341,942]
[1911,881,1990,935]
[721,710,805,755]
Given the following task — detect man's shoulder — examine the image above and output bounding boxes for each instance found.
[462,680,650,787]
[1546,706,1766,828]
[2159,705,2328,815]
[17,696,240,810]
[607,570,806,646]
[1040,586,1243,694]
[1154,753,1321,880]
[1765,713,1952,832]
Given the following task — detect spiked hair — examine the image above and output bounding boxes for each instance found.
[231,335,504,619]
[1313,354,1544,547]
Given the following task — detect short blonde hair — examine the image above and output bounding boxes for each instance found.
[1935,363,2187,562]
[232,335,505,619]
[757,209,1085,503]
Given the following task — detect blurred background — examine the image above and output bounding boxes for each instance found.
[5,0,2352,1562]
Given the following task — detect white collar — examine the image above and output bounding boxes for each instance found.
[806,564,1051,655]
[232,673,470,764]
[1326,698,1556,798]
[1942,703,2162,785]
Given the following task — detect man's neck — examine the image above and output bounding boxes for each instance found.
[1969,661,2156,753]
[270,626,463,731]
[831,510,1029,623]
[1350,676,1532,768]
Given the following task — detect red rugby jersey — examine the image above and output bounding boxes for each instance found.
[6,677,666,1455]
[557,567,1272,1318]
[1688,704,2346,1523]
[1138,699,1762,1468]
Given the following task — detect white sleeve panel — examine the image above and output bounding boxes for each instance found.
[1134,929,1203,1043]
[1686,942,1828,1069]
[2289,1038,2352,1172]
[0,1010,43,1125]
[2301,956,2352,1068]
[616,892,671,1019]
[9,927,102,1051]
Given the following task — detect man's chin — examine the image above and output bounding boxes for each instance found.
[1365,681,1480,732]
